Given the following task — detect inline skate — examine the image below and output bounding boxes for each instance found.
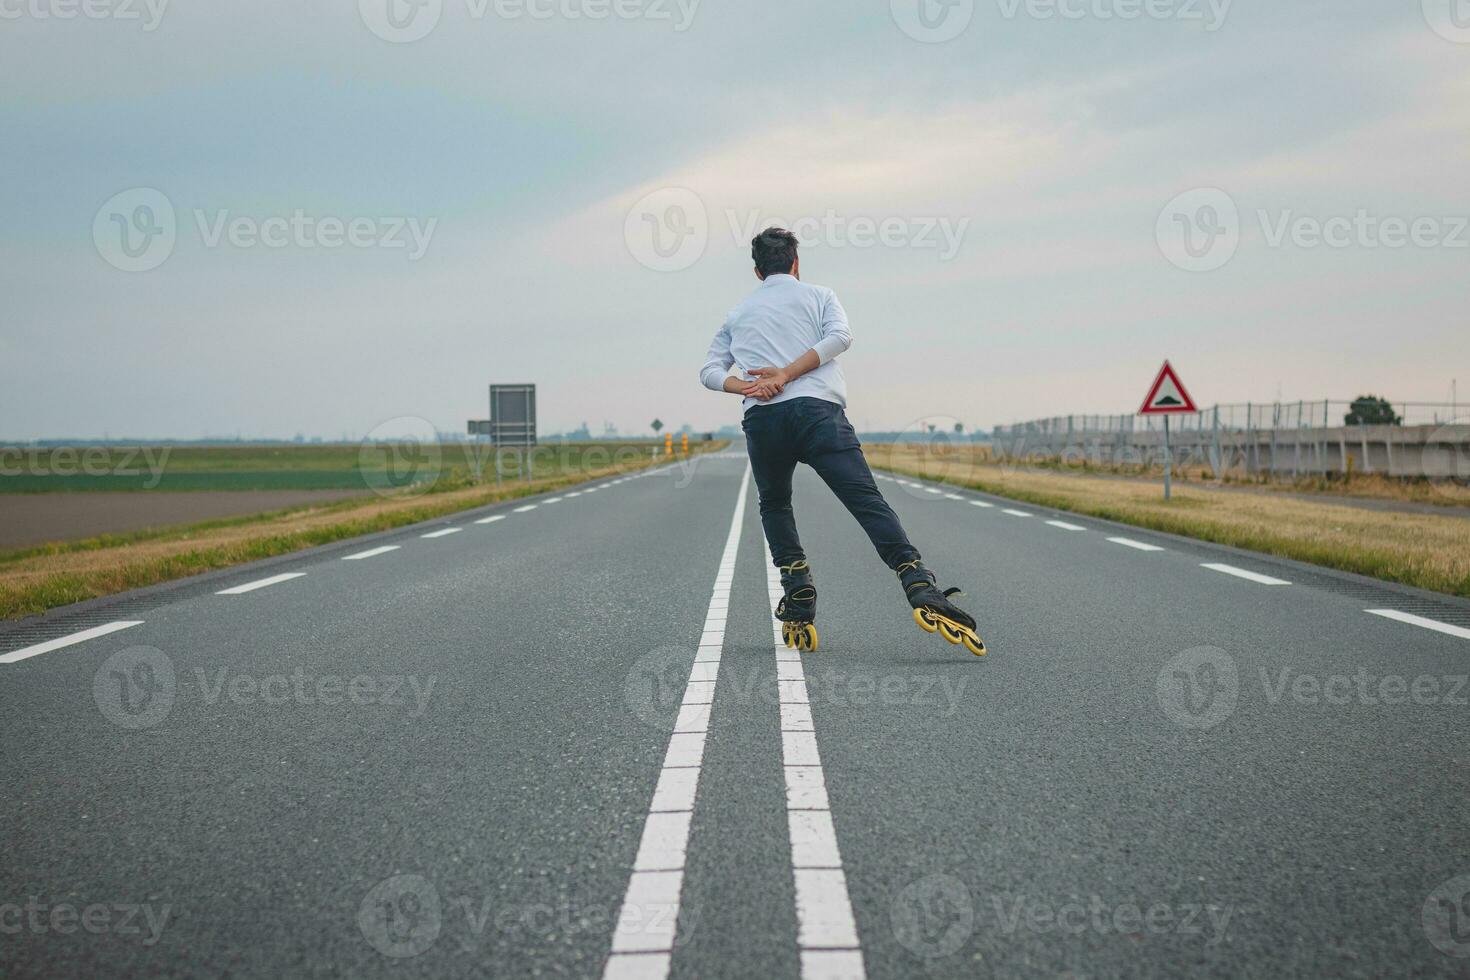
[775,559,819,652]
[896,559,986,656]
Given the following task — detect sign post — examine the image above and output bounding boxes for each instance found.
[486,384,537,483]
[467,419,495,485]
[1138,360,1198,500]
[1164,415,1172,500]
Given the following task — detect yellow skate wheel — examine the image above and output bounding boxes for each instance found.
[802,624,819,653]
[962,634,987,657]
[938,621,964,645]
[782,623,795,648]
[913,608,939,633]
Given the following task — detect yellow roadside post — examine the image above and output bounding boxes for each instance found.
[681,432,689,455]
[665,432,673,456]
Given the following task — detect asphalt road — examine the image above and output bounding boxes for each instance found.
[2,447,1468,979]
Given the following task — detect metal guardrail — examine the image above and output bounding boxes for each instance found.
[1000,401,1465,438]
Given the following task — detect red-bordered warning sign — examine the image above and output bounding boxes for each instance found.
[1139,360,1198,415]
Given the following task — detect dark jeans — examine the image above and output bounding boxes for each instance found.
[742,397,919,570]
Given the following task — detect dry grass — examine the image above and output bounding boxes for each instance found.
[868,444,1470,598]
[0,446,726,620]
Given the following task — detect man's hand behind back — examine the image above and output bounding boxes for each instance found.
[745,366,788,401]
[724,371,783,401]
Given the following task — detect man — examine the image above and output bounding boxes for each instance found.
[699,227,985,656]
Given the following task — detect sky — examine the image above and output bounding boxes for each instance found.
[1,0,1467,440]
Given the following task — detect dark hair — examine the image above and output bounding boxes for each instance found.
[752,227,799,278]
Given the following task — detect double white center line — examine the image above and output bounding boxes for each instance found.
[764,562,866,979]
[603,464,750,980]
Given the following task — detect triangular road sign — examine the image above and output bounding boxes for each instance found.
[1139,360,1198,414]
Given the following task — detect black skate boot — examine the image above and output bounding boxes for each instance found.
[775,559,819,652]
[896,559,986,656]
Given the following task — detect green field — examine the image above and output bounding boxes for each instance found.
[0,440,728,619]
[0,442,672,493]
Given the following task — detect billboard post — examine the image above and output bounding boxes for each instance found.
[488,384,537,483]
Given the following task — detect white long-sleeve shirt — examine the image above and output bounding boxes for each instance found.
[699,274,852,411]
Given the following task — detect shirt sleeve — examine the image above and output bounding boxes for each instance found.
[699,318,736,392]
[812,289,852,365]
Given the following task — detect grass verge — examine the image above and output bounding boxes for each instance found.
[0,444,726,620]
[867,444,1470,598]
[952,447,1470,508]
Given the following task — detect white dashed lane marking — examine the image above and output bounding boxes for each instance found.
[602,463,751,980]
[545,497,564,504]
[887,473,1470,645]
[216,572,306,595]
[1200,563,1290,586]
[342,546,400,561]
[1107,537,1163,552]
[421,528,462,539]
[513,505,538,513]
[475,514,506,525]
[0,621,144,665]
[1364,609,1470,640]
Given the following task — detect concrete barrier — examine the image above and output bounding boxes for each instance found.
[994,421,1470,480]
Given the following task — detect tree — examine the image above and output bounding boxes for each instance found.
[1344,395,1400,426]
[953,422,964,434]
